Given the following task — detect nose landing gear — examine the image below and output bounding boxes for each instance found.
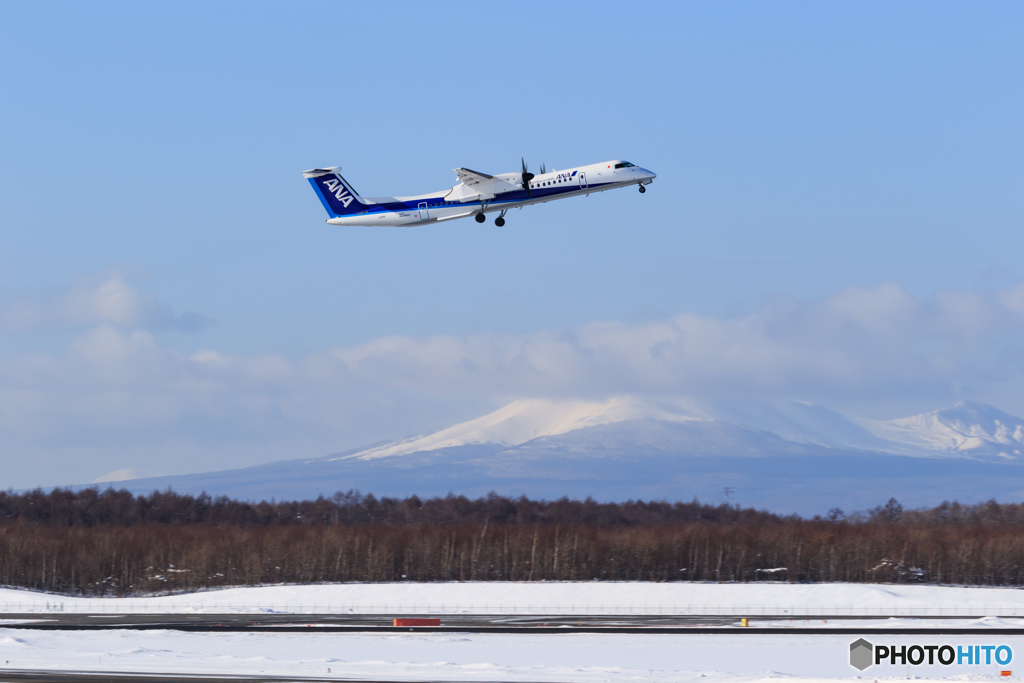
[638,184,647,194]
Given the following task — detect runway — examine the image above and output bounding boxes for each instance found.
[0,673,559,683]
[0,673,494,683]
[0,672,346,683]
[2,612,1021,634]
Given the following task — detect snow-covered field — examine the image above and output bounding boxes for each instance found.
[4,583,1024,682]
[4,581,1024,615]
[0,630,1021,682]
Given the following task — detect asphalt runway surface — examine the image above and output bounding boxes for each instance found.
[0,673,446,683]
[0,673,331,683]
[2,613,1022,634]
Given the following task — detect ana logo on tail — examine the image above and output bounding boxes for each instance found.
[322,178,355,208]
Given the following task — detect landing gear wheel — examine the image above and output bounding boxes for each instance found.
[475,213,486,223]
[639,185,646,194]
[495,217,505,227]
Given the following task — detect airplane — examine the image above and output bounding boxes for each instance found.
[302,158,655,227]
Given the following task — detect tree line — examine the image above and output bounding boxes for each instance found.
[0,487,784,528]
[1,488,1024,595]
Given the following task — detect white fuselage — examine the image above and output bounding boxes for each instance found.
[324,161,656,227]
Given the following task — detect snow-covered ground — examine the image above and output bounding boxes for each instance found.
[0,630,1020,682]
[4,583,1024,681]
[5,581,1024,616]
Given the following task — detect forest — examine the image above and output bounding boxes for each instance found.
[1,487,1023,595]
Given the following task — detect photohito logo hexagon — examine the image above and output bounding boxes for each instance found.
[850,638,874,670]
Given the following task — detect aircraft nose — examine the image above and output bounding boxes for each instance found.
[640,168,656,180]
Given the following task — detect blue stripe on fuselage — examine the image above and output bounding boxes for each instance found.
[337,181,617,219]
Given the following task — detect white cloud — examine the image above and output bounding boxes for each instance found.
[999,283,1024,316]
[0,273,212,334]
[327,282,1024,402]
[2,278,1024,487]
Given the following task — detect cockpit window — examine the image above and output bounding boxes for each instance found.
[614,162,636,169]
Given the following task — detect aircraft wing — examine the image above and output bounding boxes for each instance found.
[453,168,494,186]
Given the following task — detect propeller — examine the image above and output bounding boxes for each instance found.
[539,162,546,174]
[521,156,535,197]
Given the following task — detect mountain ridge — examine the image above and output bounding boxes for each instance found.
[866,400,1024,458]
[76,398,1024,514]
[333,397,1024,463]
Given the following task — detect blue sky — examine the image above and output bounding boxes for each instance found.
[1,2,1022,487]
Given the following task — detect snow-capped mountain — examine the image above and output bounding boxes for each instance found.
[335,397,712,461]
[333,396,1023,464]
[94,398,1024,514]
[865,401,1024,459]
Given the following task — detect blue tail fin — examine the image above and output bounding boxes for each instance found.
[302,167,373,218]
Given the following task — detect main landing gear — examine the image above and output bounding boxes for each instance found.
[639,184,647,194]
[475,213,486,223]
[495,209,507,227]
